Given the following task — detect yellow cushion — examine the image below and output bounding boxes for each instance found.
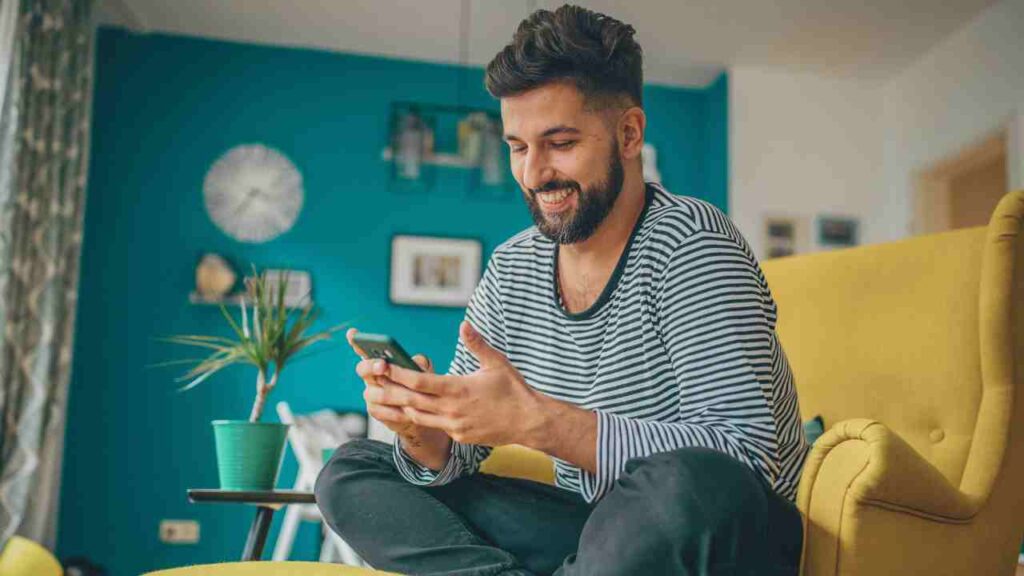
[0,536,62,576]
[479,444,555,485]
[144,561,399,575]
[762,226,987,484]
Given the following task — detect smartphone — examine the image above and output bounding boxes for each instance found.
[350,332,423,372]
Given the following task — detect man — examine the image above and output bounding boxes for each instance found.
[316,5,808,575]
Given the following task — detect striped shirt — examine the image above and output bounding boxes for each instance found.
[394,182,809,503]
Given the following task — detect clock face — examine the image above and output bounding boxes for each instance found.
[203,144,304,243]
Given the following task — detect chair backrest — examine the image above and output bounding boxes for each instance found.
[760,191,1022,500]
[276,402,366,486]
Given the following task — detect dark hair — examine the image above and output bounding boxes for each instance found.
[485,5,643,109]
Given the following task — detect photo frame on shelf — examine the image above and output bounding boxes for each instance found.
[248,269,312,308]
[389,235,483,307]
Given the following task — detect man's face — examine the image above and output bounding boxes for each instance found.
[500,82,625,245]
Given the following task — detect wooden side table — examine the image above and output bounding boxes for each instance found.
[187,489,316,561]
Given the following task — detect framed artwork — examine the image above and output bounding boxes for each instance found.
[763,215,809,260]
[389,235,483,307]
[816,216,859,250]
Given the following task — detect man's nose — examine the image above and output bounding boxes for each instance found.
[522,149,554,192]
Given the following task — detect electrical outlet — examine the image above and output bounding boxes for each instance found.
[159,519,200,544]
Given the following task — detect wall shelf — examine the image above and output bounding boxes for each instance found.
[381,147,476,169]
[384,101,513,197]
[188,292,312,309]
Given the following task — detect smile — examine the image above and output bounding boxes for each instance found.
[536,189,577,213]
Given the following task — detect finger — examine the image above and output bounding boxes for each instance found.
[365,385,405,409]
[403,406,454,431]
[367,402,409,425]
[364,384,385,405]
[356,358,390,380]
[355,359,381,385]
[460,320,506,368]
[356,358,372,378]
[370,380,444,413]
[388,364,451,395]
[412,354,435,374]
[364,381,412,406]
[347,328,368,359]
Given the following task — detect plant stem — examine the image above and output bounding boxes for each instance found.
[249,369,278,423]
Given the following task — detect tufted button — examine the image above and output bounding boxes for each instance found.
[929,429,945,443]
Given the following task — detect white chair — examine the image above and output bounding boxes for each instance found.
[273,401,371,566]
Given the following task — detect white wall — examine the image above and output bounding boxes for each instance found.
[729,67,884,259]
[729,0,1024,257]
[878,0,1024,241]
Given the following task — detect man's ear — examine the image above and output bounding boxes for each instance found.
[618,106,646,160]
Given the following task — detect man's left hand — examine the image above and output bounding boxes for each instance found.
[380,320,547,447]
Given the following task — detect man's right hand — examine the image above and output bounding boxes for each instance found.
[347,328,452,470]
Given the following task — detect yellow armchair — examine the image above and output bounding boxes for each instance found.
[0,536,63,576]
[146,191,1024,576]
[763,191,1024,575]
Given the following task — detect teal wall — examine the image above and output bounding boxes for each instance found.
[56,27,728,575]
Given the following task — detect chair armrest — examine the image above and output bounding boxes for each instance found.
[798,419,978,522]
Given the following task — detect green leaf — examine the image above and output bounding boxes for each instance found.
[161,264,346,398]
[146,358,210,369]
[240,297,250,339]
[157,336,234,352]
[177,369,220,392]
[218,303,247,341]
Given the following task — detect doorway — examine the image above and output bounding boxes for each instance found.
[913,130,1008,234]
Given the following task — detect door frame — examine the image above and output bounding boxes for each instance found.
[912,129,1008,235]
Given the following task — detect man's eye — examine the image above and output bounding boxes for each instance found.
[509,145,526,154]
[551,141,576,150]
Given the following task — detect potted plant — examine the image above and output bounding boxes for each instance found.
[162,268,344,490]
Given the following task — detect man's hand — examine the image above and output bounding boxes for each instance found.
[347,328,451,470]
[381,321,548,447]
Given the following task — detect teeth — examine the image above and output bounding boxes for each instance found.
[538,189,572,204]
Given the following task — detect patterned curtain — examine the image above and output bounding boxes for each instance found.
[0,0,94,548]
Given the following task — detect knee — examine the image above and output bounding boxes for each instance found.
[621,447,767,534]
[314,438,392,512]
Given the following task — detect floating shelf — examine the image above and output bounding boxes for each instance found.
[188,292,311,309]
[381,147,478,169]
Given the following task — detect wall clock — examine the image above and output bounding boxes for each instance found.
[203,144,304,243]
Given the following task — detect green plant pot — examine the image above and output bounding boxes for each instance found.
[212,420,289,491]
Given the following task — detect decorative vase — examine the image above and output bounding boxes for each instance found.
[196,254,237,299]
[212,420,289,490]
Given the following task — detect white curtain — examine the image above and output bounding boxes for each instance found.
[0,0,96,549]
[0,0,18,116]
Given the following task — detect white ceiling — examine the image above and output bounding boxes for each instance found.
[98,0,997,88]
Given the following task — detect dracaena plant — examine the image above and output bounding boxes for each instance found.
[162,268,345,422]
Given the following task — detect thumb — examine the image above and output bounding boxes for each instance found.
[461,321,505,367]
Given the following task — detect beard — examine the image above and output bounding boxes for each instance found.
[524,142,625,245]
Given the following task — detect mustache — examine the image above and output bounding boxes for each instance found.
[529,180,581,196]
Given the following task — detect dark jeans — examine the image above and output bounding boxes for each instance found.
[314,439,802,576]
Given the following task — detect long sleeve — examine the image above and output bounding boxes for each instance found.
[578,231,781,503]
[392,255,505,486]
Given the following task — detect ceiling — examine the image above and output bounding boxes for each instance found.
[98,0,998,88]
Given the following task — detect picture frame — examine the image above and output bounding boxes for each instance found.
[762,214,810,260]
[389,235,483,307]
[815,215,860,250]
